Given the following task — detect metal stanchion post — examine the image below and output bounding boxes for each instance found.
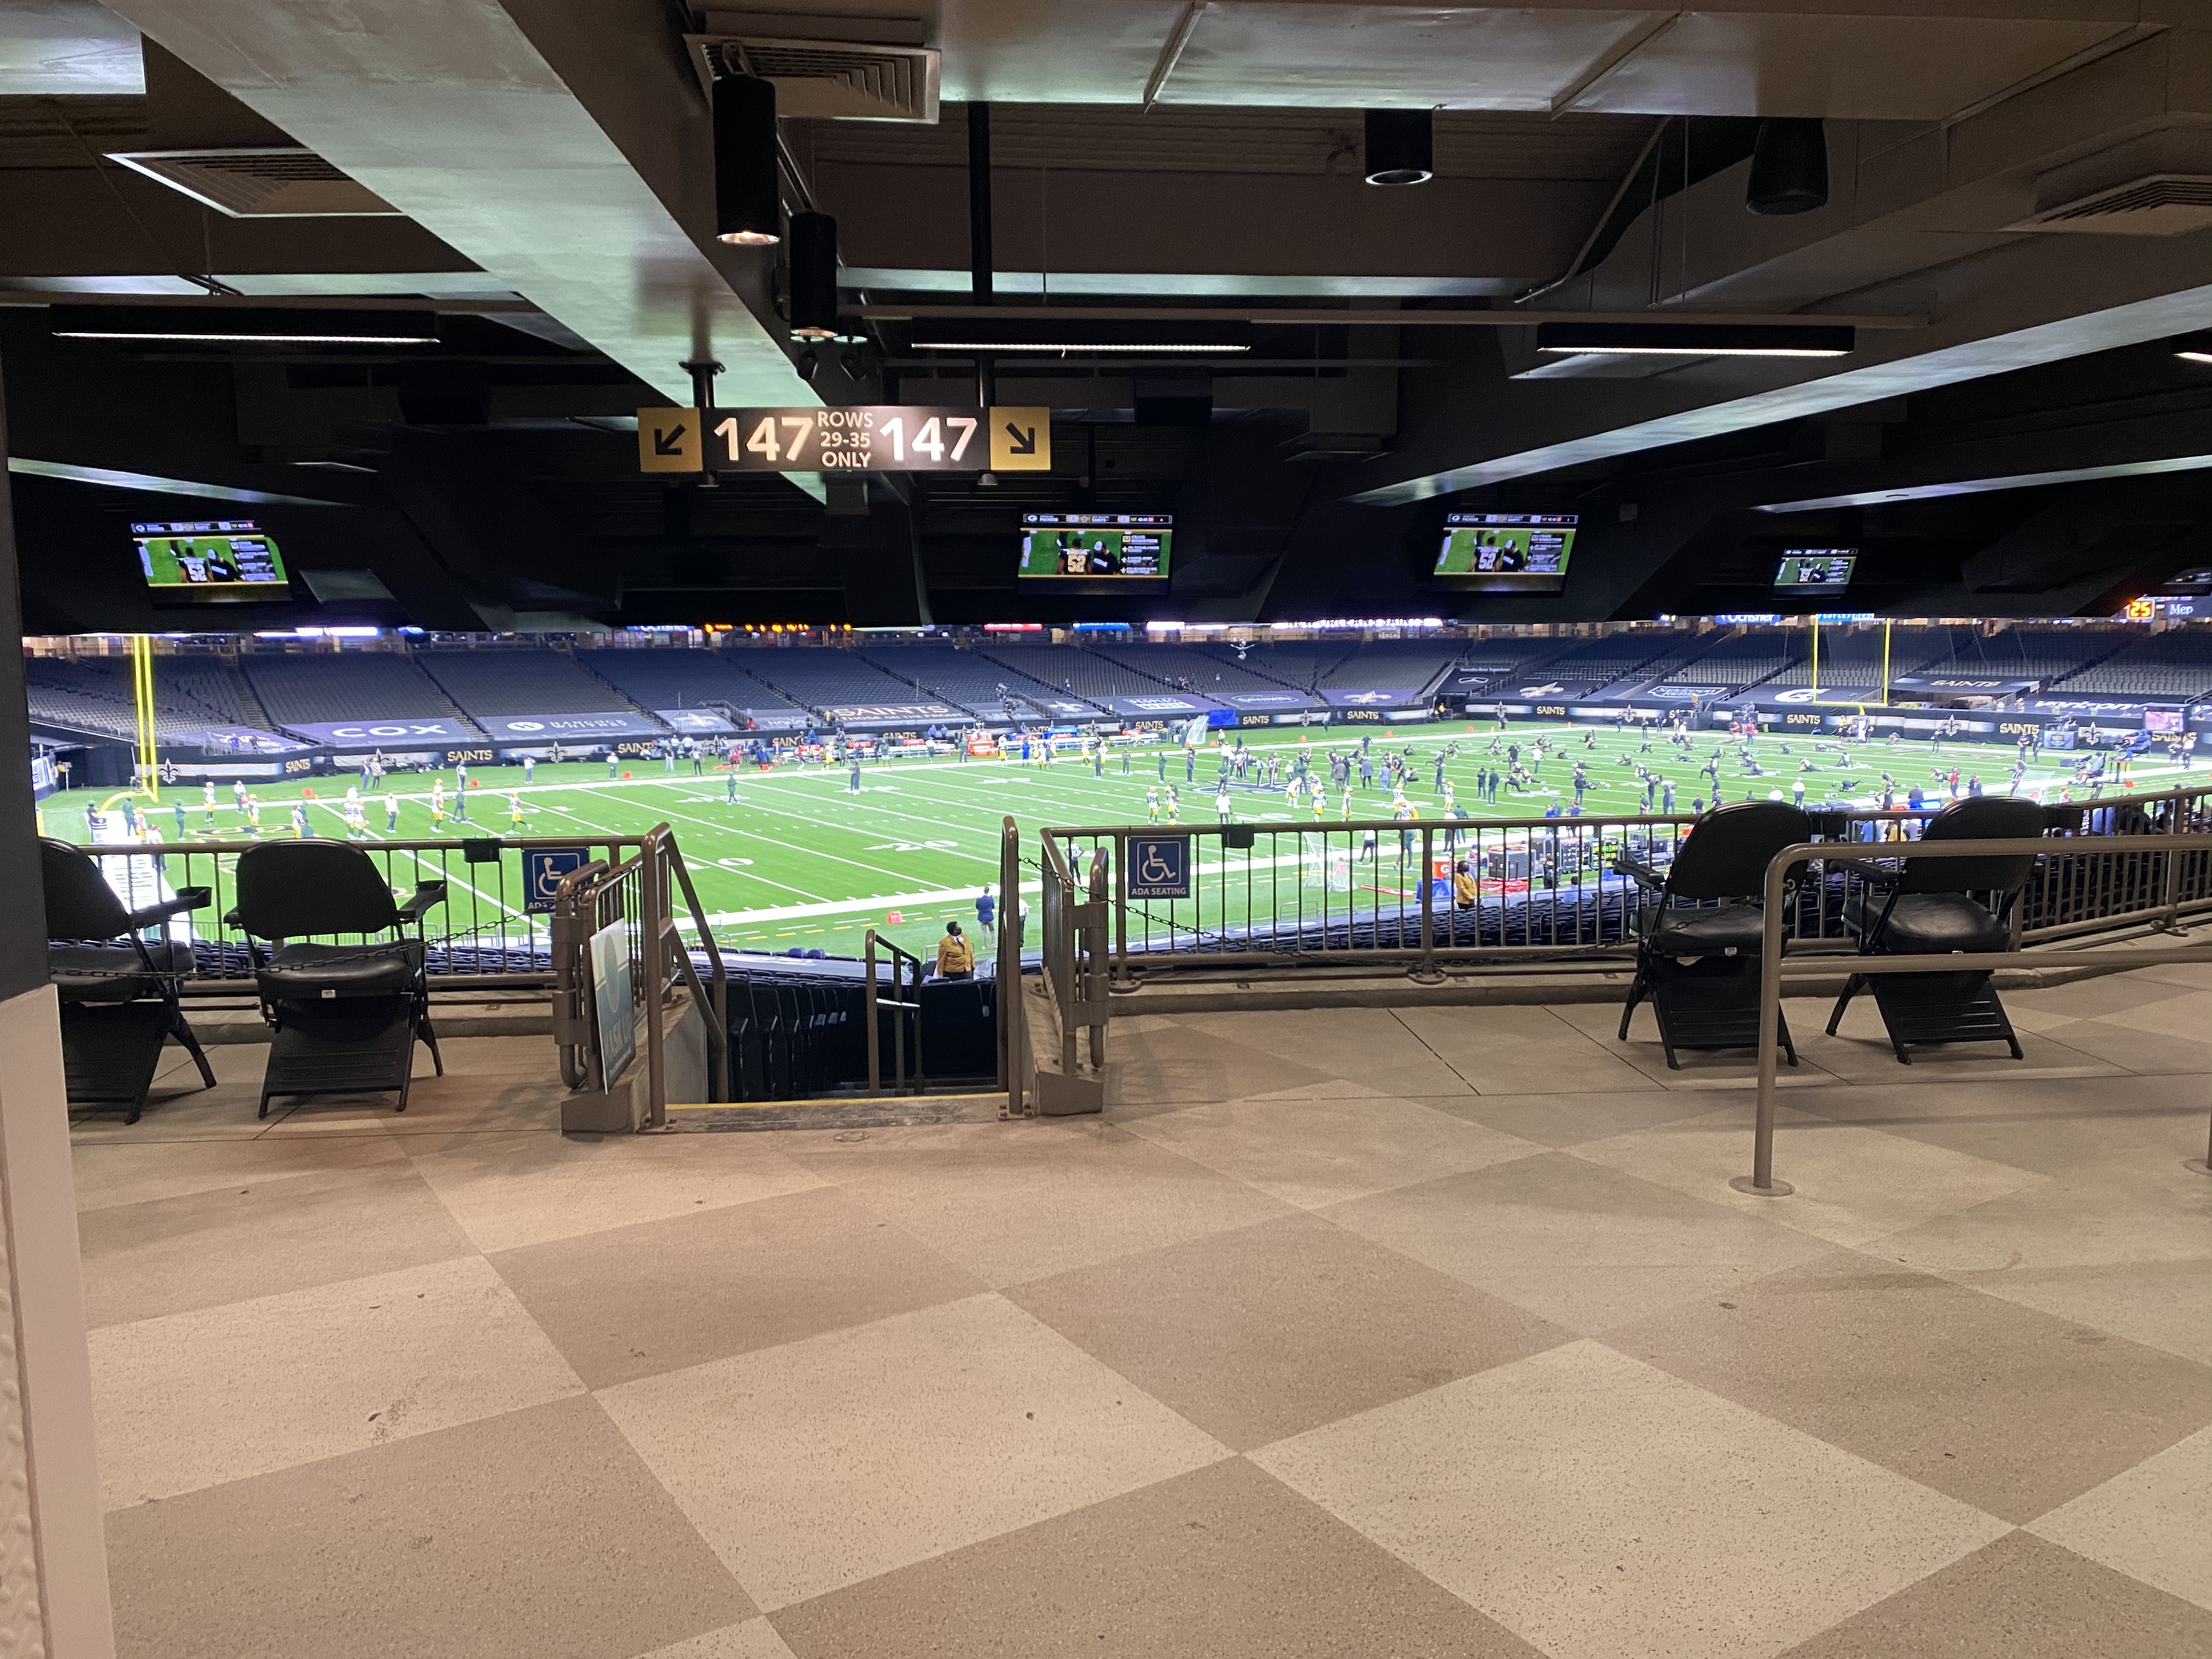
[1411,822,1442,983]
[1732,841,1800,1198]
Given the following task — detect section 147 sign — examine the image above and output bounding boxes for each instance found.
[1127,835,1192,900]
[638,405,1049,475]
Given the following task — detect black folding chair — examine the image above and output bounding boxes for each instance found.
[1826,794,2047,1063]
[43,838,216,1123]
[228,840,447,1116]
[1616,801,1812,1069]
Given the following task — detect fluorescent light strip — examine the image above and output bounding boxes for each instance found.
[1536,343,1850,358]
[912,341,1249,353]
[2177,349,2212,364]
[54,329,438,345]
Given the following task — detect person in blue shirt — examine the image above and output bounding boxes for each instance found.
[975,885,996,930]
[172,799,187,838]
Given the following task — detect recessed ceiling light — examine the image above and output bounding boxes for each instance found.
[913,341,1249,353]
[51,305,438,345]
[1535,321,1855,358]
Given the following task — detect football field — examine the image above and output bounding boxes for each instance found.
[40,721,2191,966]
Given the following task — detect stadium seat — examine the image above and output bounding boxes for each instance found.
[42,838,218,1122]
[1615,801,1812,1068]
[1825,795,2047,1063]
[228,840,448,1116]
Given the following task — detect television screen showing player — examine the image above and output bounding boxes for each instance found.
[1433,513,1576,591]
[1017,514,1172,587]
[134,520,292,603]
[1775,550,1857,591]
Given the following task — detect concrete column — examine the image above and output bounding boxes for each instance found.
[0,356,115,1656]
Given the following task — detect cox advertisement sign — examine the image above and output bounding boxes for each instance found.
[281,716,476,746]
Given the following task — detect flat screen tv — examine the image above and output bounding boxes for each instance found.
[1774,550,1857,592]
[134,519,291,604]
[1017,514,1171,590]
[1434,512,1575,592]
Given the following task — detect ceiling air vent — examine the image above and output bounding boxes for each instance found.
[2010,129,2212,235]
[106,148,399,217]
[685,20,938,122]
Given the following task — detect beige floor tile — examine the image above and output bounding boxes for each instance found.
[490,1184,984,1388]
[2029,1424,2212,1612]
[2002,1002,2084,1034]
[93,1254,584,1509]
[1613,1252,2212,1523]
[640,1620,800,1659]
[1120,1092,1541,1210]
[780,1118,1291,1285]
[404,1126,826,1252]
[67,1041,303,1144]
[1778,1531,2212,1658]
[1784,1017,2117,1086]
[1008,1212,1567,1449]
[2006,972,2186,1021]
[1253,1340,2007,1659]
[1877,1146,2212,1363]
[599,1293,1229,1611]
[78,1154,478,1328]
[1551,998,1848,1090]
[1325,1153,1836,1334]
[2085,989,2212,1042]
[1571,1102,2051,1248]
[1390,1006,1658,1096]
[772,1458,1544,1659]
[2038,1017,2212,1075]
[71,1130,405,1213]
[105,1394,751,1659]
[1783,1072,2206,1178]
[1186,1008,1477,1097]
[1423,1087,1719,1149]
[1105,1023,1336,1113]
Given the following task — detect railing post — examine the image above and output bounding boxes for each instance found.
[1732,840,1803,1199]
[1412,822,1441,983]
[864,928,882,1097]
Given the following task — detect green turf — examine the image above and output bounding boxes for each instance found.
[41,721,2186,966]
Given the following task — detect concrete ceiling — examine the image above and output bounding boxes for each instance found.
[5,0,2212,627]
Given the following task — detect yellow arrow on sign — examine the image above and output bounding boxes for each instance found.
[637,407,701,472]
[988,406,1051,472]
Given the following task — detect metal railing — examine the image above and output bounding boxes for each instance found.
[63,831,651,986]
[863,929,925,1097]
[1035,830,1109,1113]
[997,814,1025,1118]
[548,824,727,1126]
[1040,780,2212,984]
[1739,833,2212,1195]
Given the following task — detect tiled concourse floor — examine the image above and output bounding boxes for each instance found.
[72,967,2212,1658]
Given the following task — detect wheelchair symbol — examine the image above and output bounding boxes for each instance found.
[1130,836,1190,898]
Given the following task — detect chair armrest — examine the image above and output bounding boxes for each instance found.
[1612,856,1667,894]
[125,885,212,928]
[1830,859,1900,886]
[397,880,448,922]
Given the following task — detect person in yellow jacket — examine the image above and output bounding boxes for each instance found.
[1453,859,1479,910]
[934,921,974,981]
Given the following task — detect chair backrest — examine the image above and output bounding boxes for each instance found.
[40,838,129,940]
[1898,795,2048,894]
[233,839,402,939]
[1663,801,1813,901]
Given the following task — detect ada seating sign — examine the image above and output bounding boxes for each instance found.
[524,847,591,915]
[1128,835,1192,900]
